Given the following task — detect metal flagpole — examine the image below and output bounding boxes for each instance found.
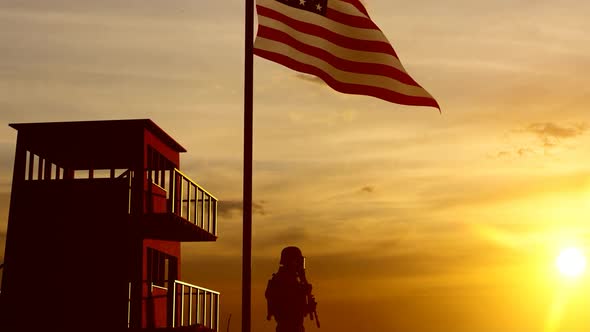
[242,0,254,331]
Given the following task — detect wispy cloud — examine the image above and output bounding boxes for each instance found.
[495,122,588,158]
[217,200,268,218]
[495,151,511,158]
[524,122,588,147]
[516,147,533,157]
[256,226,310,249]
[359,185,375,193]
[493,147,535,159]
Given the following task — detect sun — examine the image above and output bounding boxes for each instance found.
[555,247,587,278]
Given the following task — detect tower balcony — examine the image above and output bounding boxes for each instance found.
[129,280,220,332]
[142,168,219,242]
[13,161,218,242]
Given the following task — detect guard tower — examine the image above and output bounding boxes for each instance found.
[0,119,220,331]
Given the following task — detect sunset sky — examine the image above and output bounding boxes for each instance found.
[1,0,590,331]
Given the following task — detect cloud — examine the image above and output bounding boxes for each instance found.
[256,226,310,250]
[516,147,533,157]
[359,185,375,193]
[217,200,268,218]
[524,122,588,147]
[496,122,588,158]
[495,151,511,158]
[493,148,535,159]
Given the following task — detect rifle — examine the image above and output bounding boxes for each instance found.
[299,268,320,328]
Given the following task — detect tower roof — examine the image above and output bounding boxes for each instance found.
[9,119,186,169]
[10,119,186,152]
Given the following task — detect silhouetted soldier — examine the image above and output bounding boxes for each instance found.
[266,246,319,332]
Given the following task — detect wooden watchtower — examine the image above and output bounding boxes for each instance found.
[0,119,220,331]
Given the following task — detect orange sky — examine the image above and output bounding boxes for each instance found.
[1,0,589,331]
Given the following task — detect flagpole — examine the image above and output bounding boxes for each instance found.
[242,0,254,331]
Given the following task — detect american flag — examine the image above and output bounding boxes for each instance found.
[254,0,439,109]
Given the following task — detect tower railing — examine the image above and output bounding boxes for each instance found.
[168,168,218,236]
[20,163,219,237]
[127,280,220,330]
[172,280,220,331]
[146,167,218,236]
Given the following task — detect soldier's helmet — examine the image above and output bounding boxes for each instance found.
[280,246,304,266]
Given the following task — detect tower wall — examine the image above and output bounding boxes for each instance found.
[1,179,130,330]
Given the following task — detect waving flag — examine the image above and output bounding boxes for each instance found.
[254,0,439,108]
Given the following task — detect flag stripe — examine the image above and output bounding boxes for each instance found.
[336,0,369,17]
[258,15,407,73]
[257,5,397,56]
[255,48,439,107]
[257,25,419,86]
[325,8,377,29]
[326,0,368,18]
[255,37,433,98]
[258,2,389,44]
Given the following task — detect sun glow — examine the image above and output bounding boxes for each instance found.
[555,247,587,278]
